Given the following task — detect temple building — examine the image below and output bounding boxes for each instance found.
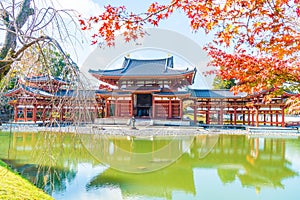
[90,56,196,119]
[4,76,96,123]
[4,56,294,127]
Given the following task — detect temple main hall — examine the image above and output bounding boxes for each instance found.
[5,56,291,127]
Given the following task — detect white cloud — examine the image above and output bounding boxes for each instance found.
[51,0,103,17]
[0,0,103,67]
[47,0,105,66]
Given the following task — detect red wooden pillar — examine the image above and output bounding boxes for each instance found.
[168,98,172,119]
[130,99,134,117]
[115,99,118,117]
[179,99,183,119]
[94,104,97,118]
[269,106,273,126]
[152,97,156,118]
[281,107,285,127]
[60,107,65,122]
[33,105,37,123]
[206,101,210,124]
[247,108,251,125]
[219,106,224,125]
[24,107,27,122]
[206,109,210,124]
[233,106,237,125]
[270,112,273,126]
[263,111,266,125]
[49,106,53,122]
[193,100,197,125]
[41,106,46,122]
[251,110,255,126]
[242,107,245,125]
[255,107,259,127]
[13,106,17,122]
[106,100,110,117]
[233,100,237,125]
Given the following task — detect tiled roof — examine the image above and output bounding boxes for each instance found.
[5,85,97,99]
[123,86,161,91]
[89,56,195,77]
[95,90,132,96]
[153,91,190,97]
[190,89,247,99]
[5,85,54,97]
[25,75,68,84]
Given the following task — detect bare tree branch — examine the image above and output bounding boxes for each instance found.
[0,0,82,81]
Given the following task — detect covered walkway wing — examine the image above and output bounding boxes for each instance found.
[5,85,97,123]
[189,89,288,127]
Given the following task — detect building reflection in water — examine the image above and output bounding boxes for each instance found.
[0,131,298,198]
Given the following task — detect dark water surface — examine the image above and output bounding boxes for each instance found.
[0,131,300,200]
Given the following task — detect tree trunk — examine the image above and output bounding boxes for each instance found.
[0,0,34,81]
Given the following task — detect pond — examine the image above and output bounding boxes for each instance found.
[0,131,300,200]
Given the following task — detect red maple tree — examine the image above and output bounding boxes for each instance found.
[79,0,300,112]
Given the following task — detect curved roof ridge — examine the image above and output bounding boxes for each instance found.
[123,56,173,62]
[121,57,132,73]
[89,68,123,73]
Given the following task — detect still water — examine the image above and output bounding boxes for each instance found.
[0,131,300,200]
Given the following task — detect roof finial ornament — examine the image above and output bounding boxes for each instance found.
[126,53,130,58]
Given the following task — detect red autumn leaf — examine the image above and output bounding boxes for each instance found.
[79,19,85,26]
[79,0,300,111]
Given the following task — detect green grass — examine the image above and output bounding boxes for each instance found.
[0,160,53,200]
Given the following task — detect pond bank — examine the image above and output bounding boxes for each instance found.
[2,123,299,138]
[0,160,53,200]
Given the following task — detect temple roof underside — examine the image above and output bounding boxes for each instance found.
[89,56,196,87]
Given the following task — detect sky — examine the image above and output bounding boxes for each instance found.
[56,0,212,65]
[0,0,214,88]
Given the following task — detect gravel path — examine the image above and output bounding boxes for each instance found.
[1,123,299,137]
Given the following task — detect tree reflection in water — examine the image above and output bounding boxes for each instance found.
[0,131,86,195]
[0,131,299,199]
